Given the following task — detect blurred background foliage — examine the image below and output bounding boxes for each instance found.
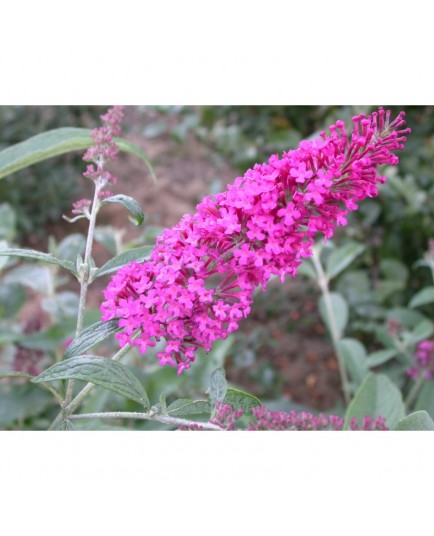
[1,105,434,429]
[0,106,106,241]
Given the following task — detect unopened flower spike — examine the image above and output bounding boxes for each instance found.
[101,107,410,375]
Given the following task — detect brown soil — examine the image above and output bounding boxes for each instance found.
[26,106,342,412]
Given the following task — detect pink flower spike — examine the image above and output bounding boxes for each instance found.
[101,108,409,373]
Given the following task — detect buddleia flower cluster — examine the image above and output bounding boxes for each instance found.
[180,403,389,431]
[101,108,409,374]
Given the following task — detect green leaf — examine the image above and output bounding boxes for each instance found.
[223,388,262,413]
[33,355,150,408]
[0,384,53,427]
[409,286,434,308]
[0,203,16,241]
[319,292,349,338]
[326,243,365,281]
[415,380,434,416]
[4,264,53,295]
[407,319,434,345]
[0,248,77,276]
[94,226,119,255]
[64,319,121,358]
[297,261,317,281]
[0,128,156,182]
[0,283,26,318]
[337,338,368,389]
[210,368,227,405]
[344,373,405,429]
[380,259,409,283]
[115,137,157,184]
[42,291,79,320]
[101,194,145,226]
[167,399,211,418]
[56,234,86,262]
[366,349,399,368]
[95,246,153,278]
[393,411,434,431]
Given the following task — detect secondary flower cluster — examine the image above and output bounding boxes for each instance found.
[180,403,389,431]
[407,339,434,380]
[72,106,125,217]
[101,108,409,374]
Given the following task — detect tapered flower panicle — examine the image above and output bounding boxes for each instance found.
[101,108,409,374]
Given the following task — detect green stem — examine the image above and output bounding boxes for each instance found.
[311,247,351,406]
[68,411,223,430]
[64,183,101,407]
[405,376,424,410]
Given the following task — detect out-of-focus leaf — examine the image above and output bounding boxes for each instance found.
[0,203,16,241]
[42,291,79,320]
[393,411,434,431]
[406,319,434,345]
[337,338,368,389]
[366,349,399,368]
[326,243,365,281]
[210,368,227,405]
[409,286,434,308]
[0,283,25,318]
[0,384,53,426]
[4,264,53,295]
[415,380,434,417]
[319,292,348,338]
[344,373,405,429]
[56,234,86,262]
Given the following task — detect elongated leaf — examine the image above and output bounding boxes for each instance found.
[407,319,434,345]
[167,399,211,418]
[115,138,157,184]
[326,243,365,281]
[210,368,227,405]
[0,128,156,182]
[64,319,120,358]
[95,246,153,278]
[366,349,398,368]
[415,380,434,416]
[319,292,348,338]
[337,338,368,389]
[344,373,405,429]
[223,388,262,413]
[393,411,434,431]
[409,286,434,308]
[0,248,76,275]
[101,194,145,226]
[56,233,86,262]
[297,261,317,281]
[33,355,149,408]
